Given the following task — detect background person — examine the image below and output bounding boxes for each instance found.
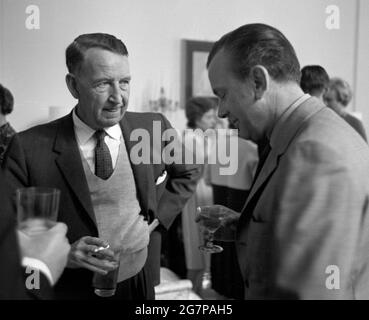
[300,65,329,101]
[0,84,16,165]
[324,77,367,141]
[180,96,217,293]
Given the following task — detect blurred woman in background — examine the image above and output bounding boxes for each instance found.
[0,84,16,165]
[324,78,367,141]
[182,97,217,294]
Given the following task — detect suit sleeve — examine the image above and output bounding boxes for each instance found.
[270,141,364,299]
[156,114,202,229]
[2,133,29,190]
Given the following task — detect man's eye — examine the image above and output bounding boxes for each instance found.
[96,82,109,89]
[119,80,130,89]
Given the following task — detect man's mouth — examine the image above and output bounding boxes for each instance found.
[103,105,123,113]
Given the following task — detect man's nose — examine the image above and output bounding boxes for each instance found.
[109,83,123,104]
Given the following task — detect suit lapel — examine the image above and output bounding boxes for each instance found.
[54,113,96,225]
[120,115,150,216]
[243,149,279,209]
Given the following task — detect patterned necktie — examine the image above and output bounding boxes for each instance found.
[249,139,271,190]
[94,129,113,180]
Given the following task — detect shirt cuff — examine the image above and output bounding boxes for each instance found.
[22,257,54,286]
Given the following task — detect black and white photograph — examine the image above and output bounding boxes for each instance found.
[1,0,369,312]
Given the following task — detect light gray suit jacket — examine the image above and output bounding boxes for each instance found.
[237,97,369,299]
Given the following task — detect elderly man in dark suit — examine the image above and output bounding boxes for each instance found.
[3,33,201,299]
[197,23,369,299]
[0,170,70,299]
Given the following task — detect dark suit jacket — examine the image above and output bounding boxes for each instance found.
[3,111,201,299]
[341,112,367,142]
[0,170,53,300]
[237,97,369,299]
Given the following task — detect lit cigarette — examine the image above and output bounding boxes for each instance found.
[93,244,110,253]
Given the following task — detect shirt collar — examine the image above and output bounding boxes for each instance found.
[72,108,122,145]
[104,123,122,141]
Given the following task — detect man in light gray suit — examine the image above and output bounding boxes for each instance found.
[197,23,369,299]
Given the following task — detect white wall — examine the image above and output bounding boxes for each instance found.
[0,0,364,131]
[355,0,369,135]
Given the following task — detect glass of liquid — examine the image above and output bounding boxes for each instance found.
[92,249,121,297]
[16,187,60,235]
[198,208,225,254]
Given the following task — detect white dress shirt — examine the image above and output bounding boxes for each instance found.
[72,109,122,173]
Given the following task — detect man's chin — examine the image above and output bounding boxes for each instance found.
[99,113,125,127]
[238,129,252,141]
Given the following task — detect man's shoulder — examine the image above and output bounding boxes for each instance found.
[288,108,369,166]
[18,114,71,141]
[124,111,171,130]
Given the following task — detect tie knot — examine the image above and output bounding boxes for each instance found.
[94,129,107,143]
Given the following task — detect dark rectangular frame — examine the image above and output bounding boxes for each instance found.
[184,40,214,103]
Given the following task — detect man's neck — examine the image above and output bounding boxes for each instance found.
[265,83,306,140]
[310,90,325,102]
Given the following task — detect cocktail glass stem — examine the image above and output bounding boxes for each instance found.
[206,232,215,248]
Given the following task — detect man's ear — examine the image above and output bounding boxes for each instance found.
[250,65,269,100]
[65,73,79,99]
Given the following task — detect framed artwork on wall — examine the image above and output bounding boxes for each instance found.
[184,40,215,104]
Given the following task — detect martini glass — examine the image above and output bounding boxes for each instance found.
[198,209,224,253]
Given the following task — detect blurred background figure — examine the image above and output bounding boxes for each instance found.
[0,84,16,165]
[324,77,367,141]
[161,96,217,294]
[207,121,258,299]
[300,65,329,101]
[182,96,216,295]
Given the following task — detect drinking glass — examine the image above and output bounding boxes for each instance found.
[92,249,121,297]
[16,187,60,235]
[198,209,224,253]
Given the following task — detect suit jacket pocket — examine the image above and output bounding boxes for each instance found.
[155,175,168,201]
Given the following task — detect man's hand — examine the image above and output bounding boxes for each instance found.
[17,222,71,284]
[67,236,119,275]
[195,205,241,230]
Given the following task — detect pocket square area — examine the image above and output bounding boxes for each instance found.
[156,171,167,185]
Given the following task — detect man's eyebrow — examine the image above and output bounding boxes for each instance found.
[92,77,111,83]
[92,75,132,83]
